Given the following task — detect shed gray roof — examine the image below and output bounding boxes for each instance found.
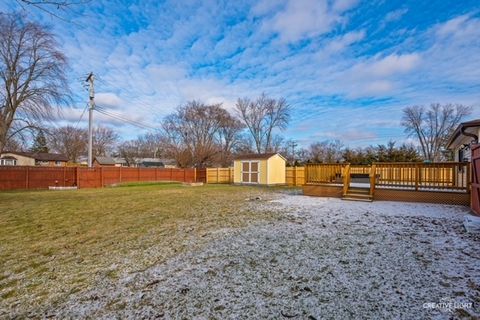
[234,152,285,160]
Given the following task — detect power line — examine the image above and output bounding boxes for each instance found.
[72,103,89,130]
[95,105,160,131]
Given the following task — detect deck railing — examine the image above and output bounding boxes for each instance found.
[305,163,345,184]
[305,162,471,193]
[374,162,470,191]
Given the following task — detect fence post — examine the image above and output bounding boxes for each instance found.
[216,168,219,183]
[415,164,419,191]
[369,164,376,196]
[342,164,350,196]
[294,166,297,186]
[76,167,80,188]
[119,166,122,183]
[183,168,186,182]
[63,166,66,187]
[137,167,140,182]
[194,168,197,182]
[25,167,29,189]
[229,167,232,183]
[100,167,104,188]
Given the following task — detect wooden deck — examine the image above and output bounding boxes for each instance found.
[303,162,471,205]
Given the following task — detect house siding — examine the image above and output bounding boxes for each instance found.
[0,153,35,166]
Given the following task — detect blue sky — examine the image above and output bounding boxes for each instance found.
[2,0,480,148]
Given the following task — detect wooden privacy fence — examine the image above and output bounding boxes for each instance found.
[196,166,305,186]
[202,167,234,184]
[285,166,305,186]
[0,166,196,191]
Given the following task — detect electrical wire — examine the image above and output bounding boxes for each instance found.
[95,105,160,131]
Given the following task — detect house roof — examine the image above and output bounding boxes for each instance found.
[0,155,17,160]
[1,151,69,161]
[446,119,480,149]
[234,152,285,160]
[94,156,116,165]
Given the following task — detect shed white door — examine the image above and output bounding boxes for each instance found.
[242,161,259,183]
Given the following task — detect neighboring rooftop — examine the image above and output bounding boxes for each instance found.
[1,151,69,162]
[94,156,116,165]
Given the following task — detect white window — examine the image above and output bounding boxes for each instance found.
[0,158,17,166]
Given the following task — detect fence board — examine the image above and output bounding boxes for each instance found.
[206,168,233,184]
[0,166,196,191]
[286,167,305,186]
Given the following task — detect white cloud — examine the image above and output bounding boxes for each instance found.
[435,14,474,38]
[384,8,408,23]
[257,0,359,43]
[96,93,124,108]
[332,0,358,12]
[362,53,420,77]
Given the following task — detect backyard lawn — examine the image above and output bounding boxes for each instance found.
[1,183,479,319]
[0,183,279,317]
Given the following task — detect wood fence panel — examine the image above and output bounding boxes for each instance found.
[0,166,198,191]
[196,168,207,183]
[286,167,305,186]
[102,167,120,186]
[206,168,232,183]
[78,168,102,188]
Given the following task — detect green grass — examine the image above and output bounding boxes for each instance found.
[0,184,281,315]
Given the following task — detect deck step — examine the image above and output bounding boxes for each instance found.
[344,194,372,199]
[347,187,370,194]
[341,197,373,202]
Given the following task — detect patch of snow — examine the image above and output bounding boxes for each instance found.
[21,195,480,319]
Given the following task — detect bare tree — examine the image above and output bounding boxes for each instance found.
[117,140,139,167]
[215,110,244,166]
[47,125,86,162]
[401,103,471,161]
[0,13,70,153]
[92,126,118,157]
[309,140,344,163]
[163,101,239,167]
[136,132,166,158]
[15,1,91,24]
[235,93,290,153]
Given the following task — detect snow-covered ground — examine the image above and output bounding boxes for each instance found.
[53,195,479,319]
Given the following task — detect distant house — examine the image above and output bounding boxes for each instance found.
[0,151,69,166]
[138,158,165,168]
[113,157,129,167]
[233,152,286,185]
[447,119,480,162]
[93,156,116,167]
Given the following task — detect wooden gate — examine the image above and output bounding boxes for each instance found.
[471,144,480,215]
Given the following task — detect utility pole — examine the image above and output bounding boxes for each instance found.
[86,72,95,167]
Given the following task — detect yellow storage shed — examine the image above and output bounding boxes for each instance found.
[233,153,286,185]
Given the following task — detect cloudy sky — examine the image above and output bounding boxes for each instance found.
[2,0,480,147]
